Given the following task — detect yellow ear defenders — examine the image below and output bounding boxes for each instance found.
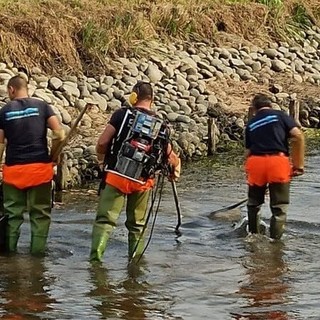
[129,82,148,106]
[129,91,138,105]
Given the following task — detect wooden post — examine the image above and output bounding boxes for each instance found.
[207,117,216,156]
[51,103,90,163]
[289,99,301,128]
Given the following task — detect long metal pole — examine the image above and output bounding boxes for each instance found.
[208,198,247,218]
[171,180,182,236]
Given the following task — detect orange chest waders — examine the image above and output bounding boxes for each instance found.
[245,154,291,186]
[3,162,54,189]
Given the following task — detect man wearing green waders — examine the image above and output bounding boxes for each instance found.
[245,94,305,239]
[90,82,181,262]
[0,75,64,255]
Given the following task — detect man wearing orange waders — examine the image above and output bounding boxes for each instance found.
[90,82,180,262]
[0,75,64,255]
[245,94,304,239]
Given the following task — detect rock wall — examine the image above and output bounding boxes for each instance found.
[1,26,320,187]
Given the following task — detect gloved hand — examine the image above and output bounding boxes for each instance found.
[292,167,304,177]
[168,158,181,182]
[97,152,105,172]
[50,129,65,163]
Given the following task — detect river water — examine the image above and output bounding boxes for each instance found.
[0,149,320,320]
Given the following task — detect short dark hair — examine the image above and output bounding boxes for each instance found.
[7,75,28,90]
[132,82,153,101]
[252,94,272,110]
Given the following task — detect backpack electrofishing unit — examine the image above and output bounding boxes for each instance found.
[104,108,170,184]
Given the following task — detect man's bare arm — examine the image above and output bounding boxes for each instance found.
[96,124,116,167]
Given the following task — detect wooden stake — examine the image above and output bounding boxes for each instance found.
[53,103,92,192]
[207,117,216,156]
[51,103,91,163]
[289,99,301,128]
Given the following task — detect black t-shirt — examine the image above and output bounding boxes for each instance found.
[0,97,55,165]
[109,107,156,132]
[105,107,169,176]
[245,109,297,155]
[109,107,129,133]
[105,108,137,169]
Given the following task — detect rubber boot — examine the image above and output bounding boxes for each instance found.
[270,215,286,240]
[6,235,19,253]
[30,235,47,256]
[125,190,149,260]
[28,183,52,255]
[90,227,109,262]
[128,233,144,260]
[247,184,266,235]
[247,206,261,234]
[90,185,125,262]
[269,183,289,240]
[3,183,26,253]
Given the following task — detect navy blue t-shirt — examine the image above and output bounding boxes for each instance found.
[245,109,297,155]
[0,97,55,165]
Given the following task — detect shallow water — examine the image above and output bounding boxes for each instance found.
[0,151,320,319]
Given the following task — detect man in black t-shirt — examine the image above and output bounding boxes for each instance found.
[0,75,64,254]
[245,94,304,239]
[90,82,181,262]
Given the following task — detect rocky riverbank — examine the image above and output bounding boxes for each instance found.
[1,26,320,187]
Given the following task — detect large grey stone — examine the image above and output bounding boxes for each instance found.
[92,92,108,111]
[293,74,303,83]
[264,48,278,58]
[61,83,80,97]
[104,76,114,86]
[230,59,246,68]
[180,105,192,115]
[163,65,175,78]
[33,75,49,84]
[74,99,87,110]
[181,57,197,69]
[108,99,122,111]
[271,60,287,72]
[252,61,262,72]
[219,48,231,59]
[0,69,14,77]
[0,73,12,81]
[59,108,71,125]
[197,61,211,71]
[33,89,52,104]
[177,115,191,123]
[124,62,139,77]
[166,112,179,122]
[49,77,63,90]
[294,60,305,73]
[187,74,199,83]
[146,64,163,83]
[0,85,7,96]
[170,101,180,112]
[176,74,190,90]
[312,61,320,72]
[190,88,200,98]
[196,104,207,116]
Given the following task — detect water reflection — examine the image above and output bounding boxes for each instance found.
[232,238,290,320]
[88,262,149,319]
[0,256,55,319]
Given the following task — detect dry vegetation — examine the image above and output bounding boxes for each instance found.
[0,0,319,74]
